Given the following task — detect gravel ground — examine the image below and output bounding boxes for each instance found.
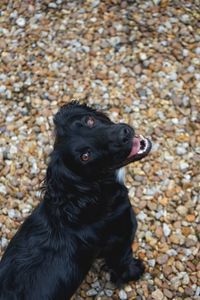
[0,0,200,299]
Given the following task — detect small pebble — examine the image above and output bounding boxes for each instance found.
[163,289,173,299]
[177,206,188,216]
[157,254,169,265]
[176,146,187,155]
[105,289,113,297]
[139,53,147,61]
[180,14,190,24]
[163,223,171,237]
[152,289,164,300]
[86,289,97,296]
[179,161,189,171]
[0,85,6,93]
[16,17,26,27]
[0,184,7,195]
[1,237,8,248]
[119,290,127,300]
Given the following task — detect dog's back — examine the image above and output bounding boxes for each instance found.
[0,204,83,300]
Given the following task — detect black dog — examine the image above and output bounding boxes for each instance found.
[0,102,152,300]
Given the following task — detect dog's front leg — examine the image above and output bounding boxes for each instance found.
[104,208,145,285]
[105,240,145,286]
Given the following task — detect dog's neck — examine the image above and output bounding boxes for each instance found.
[115,167,125,184]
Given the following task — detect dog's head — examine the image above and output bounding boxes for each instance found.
[53,101,152,179]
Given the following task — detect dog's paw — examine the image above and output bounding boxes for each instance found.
[123,258,145,282]
[111,258,145,285]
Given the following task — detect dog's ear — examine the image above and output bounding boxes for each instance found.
[44,151,91,200]
[55,101,80,121]
[53,101,80,135]
[43,151,98,223]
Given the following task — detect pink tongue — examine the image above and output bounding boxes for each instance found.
[128,137,140,157]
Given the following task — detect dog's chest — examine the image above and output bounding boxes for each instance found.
[101,172,130,219]
[115,168,125,184]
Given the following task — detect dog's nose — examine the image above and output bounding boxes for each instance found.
[119,126,132,144]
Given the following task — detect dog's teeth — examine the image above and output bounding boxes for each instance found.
[138,148,145,154]
[137,136,149,155]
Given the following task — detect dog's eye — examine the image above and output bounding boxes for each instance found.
[86,116,95,128]
[81,152,90,161]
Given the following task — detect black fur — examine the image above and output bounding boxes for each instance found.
[0,102,149,300]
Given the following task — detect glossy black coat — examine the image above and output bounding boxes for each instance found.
[0,102,145,300]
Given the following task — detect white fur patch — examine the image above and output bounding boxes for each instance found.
[116,168,125,184]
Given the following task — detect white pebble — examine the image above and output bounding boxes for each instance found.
[82,45,90,53]
[152,143,160,151]
[1,237,8,248]
[182,273,190,285]
[8,209,17,219]
[160,40,168,46]
[157,111,165,120]
[171,118,179,124]
[155,210,165,219]
[169,72,177,81]
[152,0,161,4]
[0,184,7,195]
[91,281,101,290]
[91,0,100,8]
[157,25,166,33]
[36,116,45,125]
[98,27,104,34]
[105,289,113,297]
[86,289,97,296]
[137,211,147,221]
[119,289,127,300]
[183,248,192,256]
[195,146,200,154]
[176,146,187,155]
[24,78,32,86]
[0,85,6,93]
[182,95,189,106]
[179,161,189,171]
[16,17,26,27]
[145,186,160,196]
[10,11,18,18]
[187,65,195,73]
[180,14,190,24]
[109,37,121,47]
[48,2,57,8]
[22,205,32,214]
[31,162,38,174]
[182,174,191,184]
[163,223,171,237]
[114,23,123,32]
[6,115,15,122]
[10,145,18,154]
[167,249,177,256]
[182,49,189,57]
[145,231,152,240]
[195,286,200,296]
[148,259,156,267]
[124,285,132,292]
[195,47,200,55]
[139,52,147,61]
[164,154,174,162]
[90,17,97,22]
